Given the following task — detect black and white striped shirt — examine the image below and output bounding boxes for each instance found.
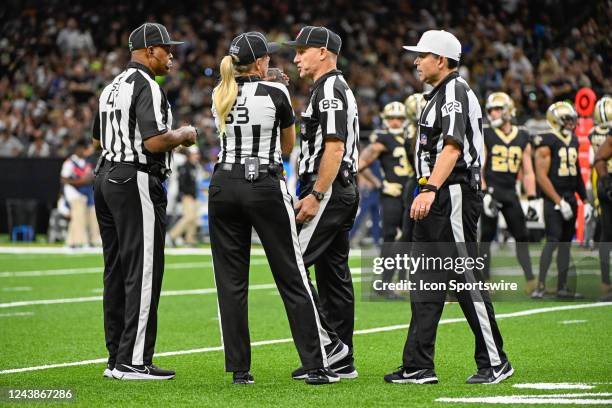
[92,61,173,172]
[415,72,483,182]
[212,76,295,165]
[298,70,359,176]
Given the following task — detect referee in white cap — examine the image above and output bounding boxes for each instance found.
[383,30,513,385]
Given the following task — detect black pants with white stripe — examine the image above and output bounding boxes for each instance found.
[208,166,338,372]
[402,183,508,370]
[298,177,359,362]
[94,162,167,367]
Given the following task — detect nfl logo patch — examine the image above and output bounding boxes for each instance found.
[300,123,306,134]
[420,134,427,145]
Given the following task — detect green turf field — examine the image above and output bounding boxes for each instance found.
[0,248,611,407]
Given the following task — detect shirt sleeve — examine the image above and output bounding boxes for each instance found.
[91,110,100,141]
[440,82,469,149]
[318,82,348,142]
[135,80,169,139]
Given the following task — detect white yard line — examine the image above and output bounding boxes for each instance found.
[0,246,363,257]
[0,302,609,375]
[437,393,612,405]
[0,312,34,318]
[0,276,364,308]
[0,260,268,278]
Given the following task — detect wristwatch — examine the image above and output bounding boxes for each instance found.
[311,190,325,201]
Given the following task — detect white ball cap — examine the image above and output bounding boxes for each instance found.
[403,30,462,62]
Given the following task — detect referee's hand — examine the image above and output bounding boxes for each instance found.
[294,195,320,224]
[180,126,197,147]
[410,191,435,220]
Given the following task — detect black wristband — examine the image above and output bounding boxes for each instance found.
[527,195,537,201]
[420,184,438,194]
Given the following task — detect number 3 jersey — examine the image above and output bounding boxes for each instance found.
[531,130,586,198]
[369,130,414,197]
[483,124,530,191]
[212,76,295,165]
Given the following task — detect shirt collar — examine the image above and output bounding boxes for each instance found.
[236,75,262,83]
[423,71,460,100]
[312,69,342,90]
[127,61,155,79]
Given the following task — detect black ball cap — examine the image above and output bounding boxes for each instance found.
[229,32,280,65]
[284,26,342,54]
[128,22,184,51]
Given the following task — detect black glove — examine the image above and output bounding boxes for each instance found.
[598,175,612,202]
[525,196,538,222]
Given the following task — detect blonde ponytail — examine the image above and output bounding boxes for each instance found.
[213,55,238,135]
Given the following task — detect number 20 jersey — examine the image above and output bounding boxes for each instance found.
[483,124,530,191]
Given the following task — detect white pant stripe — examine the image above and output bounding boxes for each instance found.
[279,180,331,364]
[298,184,332,253]
[449,184,502,366]
[132,172,155,365]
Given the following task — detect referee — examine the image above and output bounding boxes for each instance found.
[92,23,196,380]
[384,30,513,385]
[209,31,347,385]
[285,26,360,379]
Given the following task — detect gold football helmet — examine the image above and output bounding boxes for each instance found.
[381,101,408,135]
[404,93,426,124]
[485,92,516,128]
[593,95,612,128]
[546,101,577,136]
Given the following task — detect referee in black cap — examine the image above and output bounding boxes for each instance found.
[383,30,512,385]
[285,26,360,380]
[92,22,197,380]
[209,31,348,385]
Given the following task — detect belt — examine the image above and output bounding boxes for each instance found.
[95,158,170,181]
[299,170,356,186]
[215,162,283,176]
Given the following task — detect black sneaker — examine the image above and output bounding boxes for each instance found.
[466,361,514,384]
[111,363,175,380]
[292,340,349,380]
[103,362,114,379]
[330,355,358,379]
[305,368,340,385]
[384,367,438,384]
[232,371,254,384]
[556,288,584,300]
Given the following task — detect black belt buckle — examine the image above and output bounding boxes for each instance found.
[468,167,481,191]
[338,166,353,187]
[245,157,260,182]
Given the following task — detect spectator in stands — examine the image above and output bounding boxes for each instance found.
[0,122,24,157]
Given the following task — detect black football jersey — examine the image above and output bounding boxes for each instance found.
[532,130,583,195]
[589,126,612,173]
[483,125,530,190]
[370,129,414,196]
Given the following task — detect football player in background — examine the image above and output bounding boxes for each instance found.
[480,92,538,294]
[532,102,592,299]
[591,95,612,301]
[359,101,413,298]
[399,93,426,243]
